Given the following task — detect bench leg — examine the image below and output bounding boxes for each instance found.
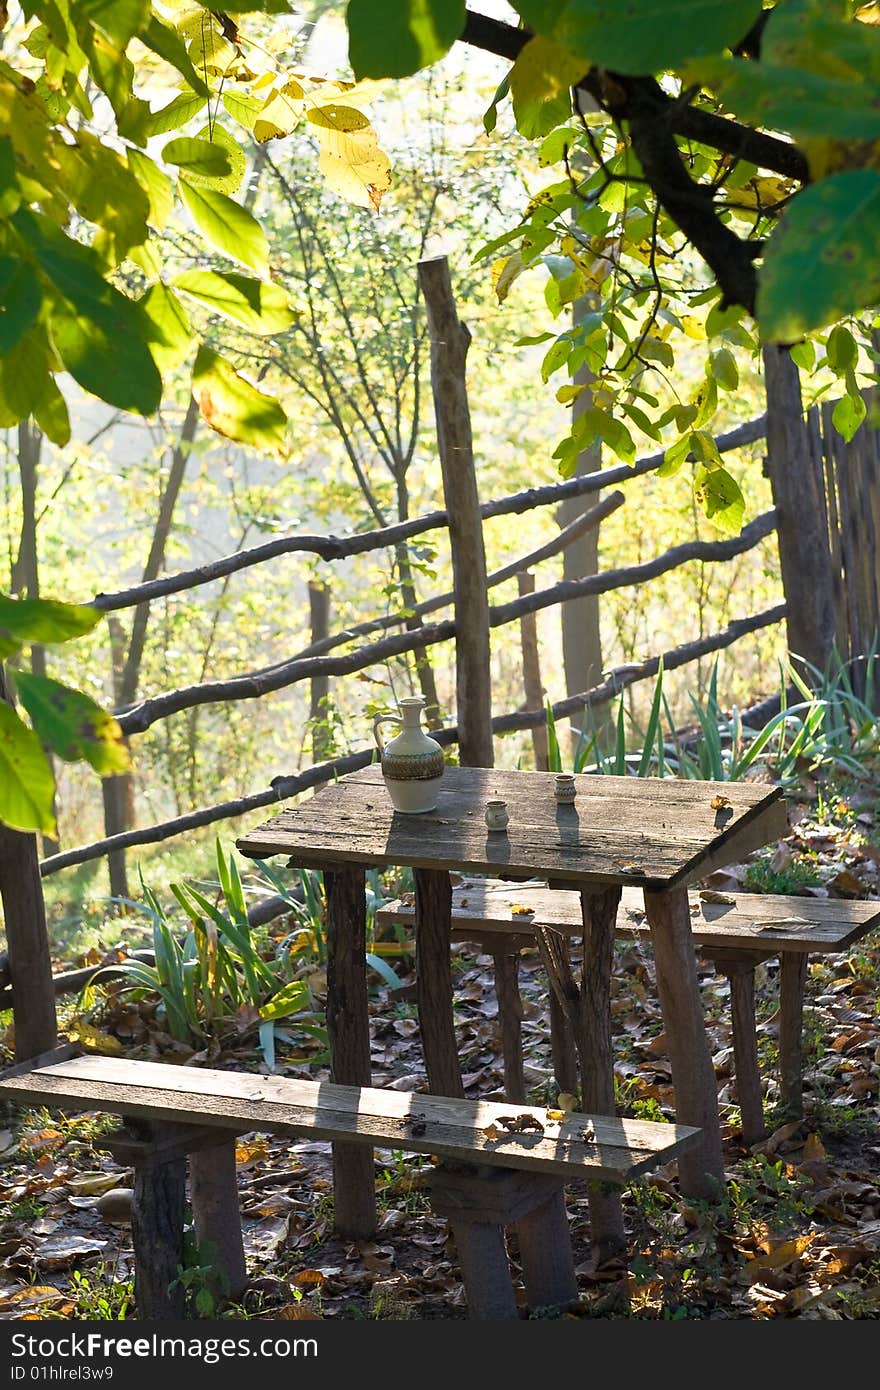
[726,961,766,1147]
[516,1185,578,1313]
[131,1151,187,1319]
[414,868,464,1098]
[189,1139,248,1301]
[492,951,525,1103]
[448,1218,519,1320]
[643,886,724,1199]
[779,953,808,1121]
[325,866,377,1239]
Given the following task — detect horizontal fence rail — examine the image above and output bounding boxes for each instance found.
[40,603,787,879]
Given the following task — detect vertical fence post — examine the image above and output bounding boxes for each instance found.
[418,255,493,768]
[308,580,332,763]
[762,345,835,676]
[0,666,57,1061]
[516,571,549,771]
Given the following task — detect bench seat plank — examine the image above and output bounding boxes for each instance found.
[379,882,880,955]
[0,1054,699,1183]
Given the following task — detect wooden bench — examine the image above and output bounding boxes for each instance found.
[0,1051,700,1321]
[377,881,880,1146]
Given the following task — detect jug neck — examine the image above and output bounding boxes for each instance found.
[398,698,425,728]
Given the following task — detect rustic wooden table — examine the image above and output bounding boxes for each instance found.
[237,764,787,1241]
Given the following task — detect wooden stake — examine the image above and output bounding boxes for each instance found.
[189,1139,248,1301]
[418,255,493,769]
[492,951,525,1103]
[516,571,549,771]
[308,581,332,763]
[516,1185,578,1312]
[131,1150,186,1319]
[0,668,56,1061]
[643,886,724,1197]
[779,952,808,1121]
[715,955,765,1147]
[324,866,376,1238]
[414,868,464,1098]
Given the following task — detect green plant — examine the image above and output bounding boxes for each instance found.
[102,840,314,1059]
[67,1265,133,1320]
[742,852,823,895]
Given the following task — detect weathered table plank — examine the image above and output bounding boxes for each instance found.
[237,766,786,890]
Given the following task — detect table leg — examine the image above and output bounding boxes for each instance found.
[414,868,464,1098]
[536,886,625,1265]
[643,886,725,1198]
[779,952,808,1121]
[324,866,377,1239]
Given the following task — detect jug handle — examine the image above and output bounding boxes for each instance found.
[373,712,401,754]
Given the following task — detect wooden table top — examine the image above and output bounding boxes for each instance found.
[237,765,788,891]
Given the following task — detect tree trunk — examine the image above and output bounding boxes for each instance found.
[0,667,57,1060]
[418,255,493,768]
[762,345,835,676]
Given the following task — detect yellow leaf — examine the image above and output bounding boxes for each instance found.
[67,1171,127,1197]
[747,1234,815,1280]
[509,902,536,916]
[306,102,391,211]
[509,35,586,111]
[481,1123,500,1142]
[291,1269,326,1289]
[235,1140,269,1168]
[253,80,305,142]
[491,252,526,304]
[802,1132,827,1162]
[556,1092,578,1113]
[545,1109,566,1122]
[65,1019,123,1056]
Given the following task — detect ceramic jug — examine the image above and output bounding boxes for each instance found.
[373,697,445,813]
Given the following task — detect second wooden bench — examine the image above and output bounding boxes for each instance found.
[377,882,880,1145]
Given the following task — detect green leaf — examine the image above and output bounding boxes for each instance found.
[186,124,247,195]
[693,464,745,535]
[0,703,56,834]
[33,376,70,448]
[347,0,465,79]
[172,268,297,335]
[15,672,130,774]
[658,432,691,477]
[509,35,582,138]
[757,171,880,341]
[513,0,763,76]
[128,149,174,231]
[163,137,232,179]
[140,282,194,372]
[575,406,635,463]
[258,980,309,1021]
[825,324,857,375]
[192,344,288,457]
[0,327,54,428]
[692,56,880,143]
[141,14,210,97]
[178,178,269,273]
[141,91,208,139]
[831,385,866,444]
[79,0,149,47]
[483,73,510,134]
[709,347,738,391]
[0,259,41,353]
[0,593,102,661]
[788,339,814,372]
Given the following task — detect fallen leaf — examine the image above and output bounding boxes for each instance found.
[67,1171,127,1197]
[700,890,736,905]
[65,1020,123,1056]
[802,1133,827,1163]
[481,1124,500,1142]
[747,1234,815,1280]
[35,1235,108,1269]
[275,1302,323,1320]
[290,1269,326,1290]
[557,1093,578,1113]
[710,795,732,810]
